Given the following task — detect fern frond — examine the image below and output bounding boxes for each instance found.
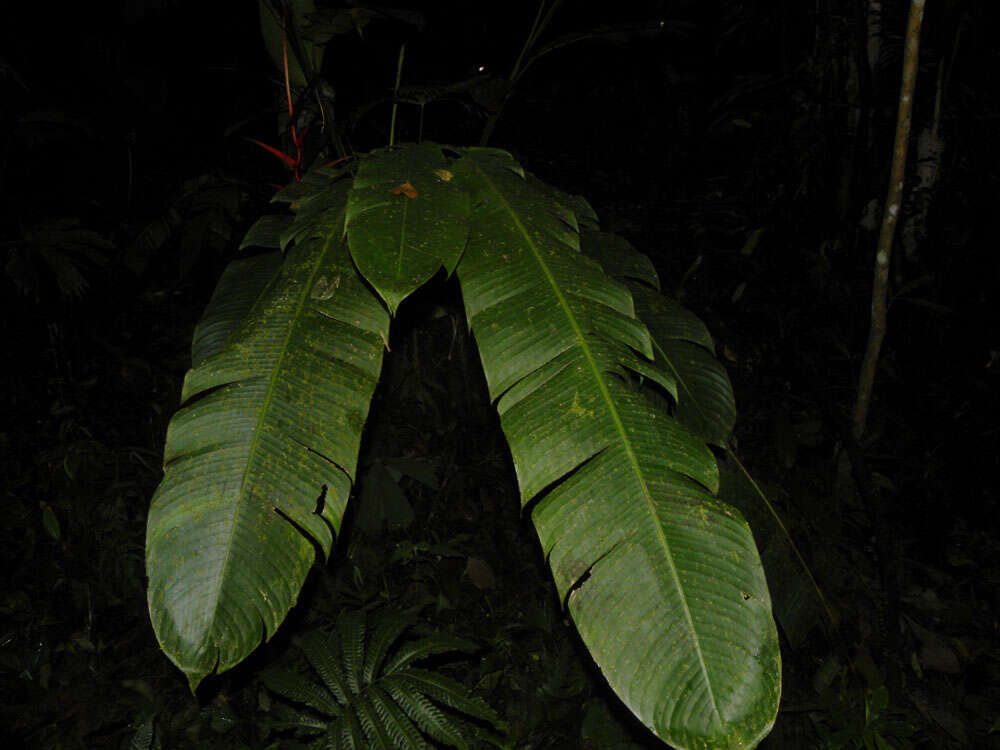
[384,678,468,748]
[368,685,431,749]
[262,608,503,749]
[266,702,329,734]
[259,667,341,717]
[299,631,351,706]
[355,692,393,747]
[363,612,412,683]
[328,707,366,750]
[382,633,478,674]
[397,668,501,725]
[340,611,367,695]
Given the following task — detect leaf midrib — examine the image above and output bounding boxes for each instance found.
[203,226,341,649]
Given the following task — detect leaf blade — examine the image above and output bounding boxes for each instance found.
[346,143,470,313]
[454,148,779,749]
[146,182,389,689]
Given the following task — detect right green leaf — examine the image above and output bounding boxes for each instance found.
[579,230,737,448]
[454,147,779,750]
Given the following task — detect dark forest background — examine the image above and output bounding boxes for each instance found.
[1,0,998,747]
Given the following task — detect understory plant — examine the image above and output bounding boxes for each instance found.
[144,142,781,749]
[260,607,505,749]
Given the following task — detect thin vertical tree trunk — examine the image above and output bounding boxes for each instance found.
[849,0,926,700]
[852,0,926,440]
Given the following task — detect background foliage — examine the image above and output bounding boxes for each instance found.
[1,0,998,748]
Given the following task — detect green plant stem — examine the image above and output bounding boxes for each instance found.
[727,449,838,629]
[389,44,406,148]
[479,0,564,145]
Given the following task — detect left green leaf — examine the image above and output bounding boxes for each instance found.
[145,181,389,690]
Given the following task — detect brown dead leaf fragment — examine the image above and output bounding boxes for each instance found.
[392,181,418,198]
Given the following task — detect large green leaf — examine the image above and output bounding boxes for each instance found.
[579,230,737,448]
[528,182,737,448]
[345,143,470,313]
[145,180,389,690]
[453,147,779,749]
[190,252,283,368]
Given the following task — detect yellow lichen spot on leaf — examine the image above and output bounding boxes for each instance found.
[568,393,594,419]
[311,275,341,300]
